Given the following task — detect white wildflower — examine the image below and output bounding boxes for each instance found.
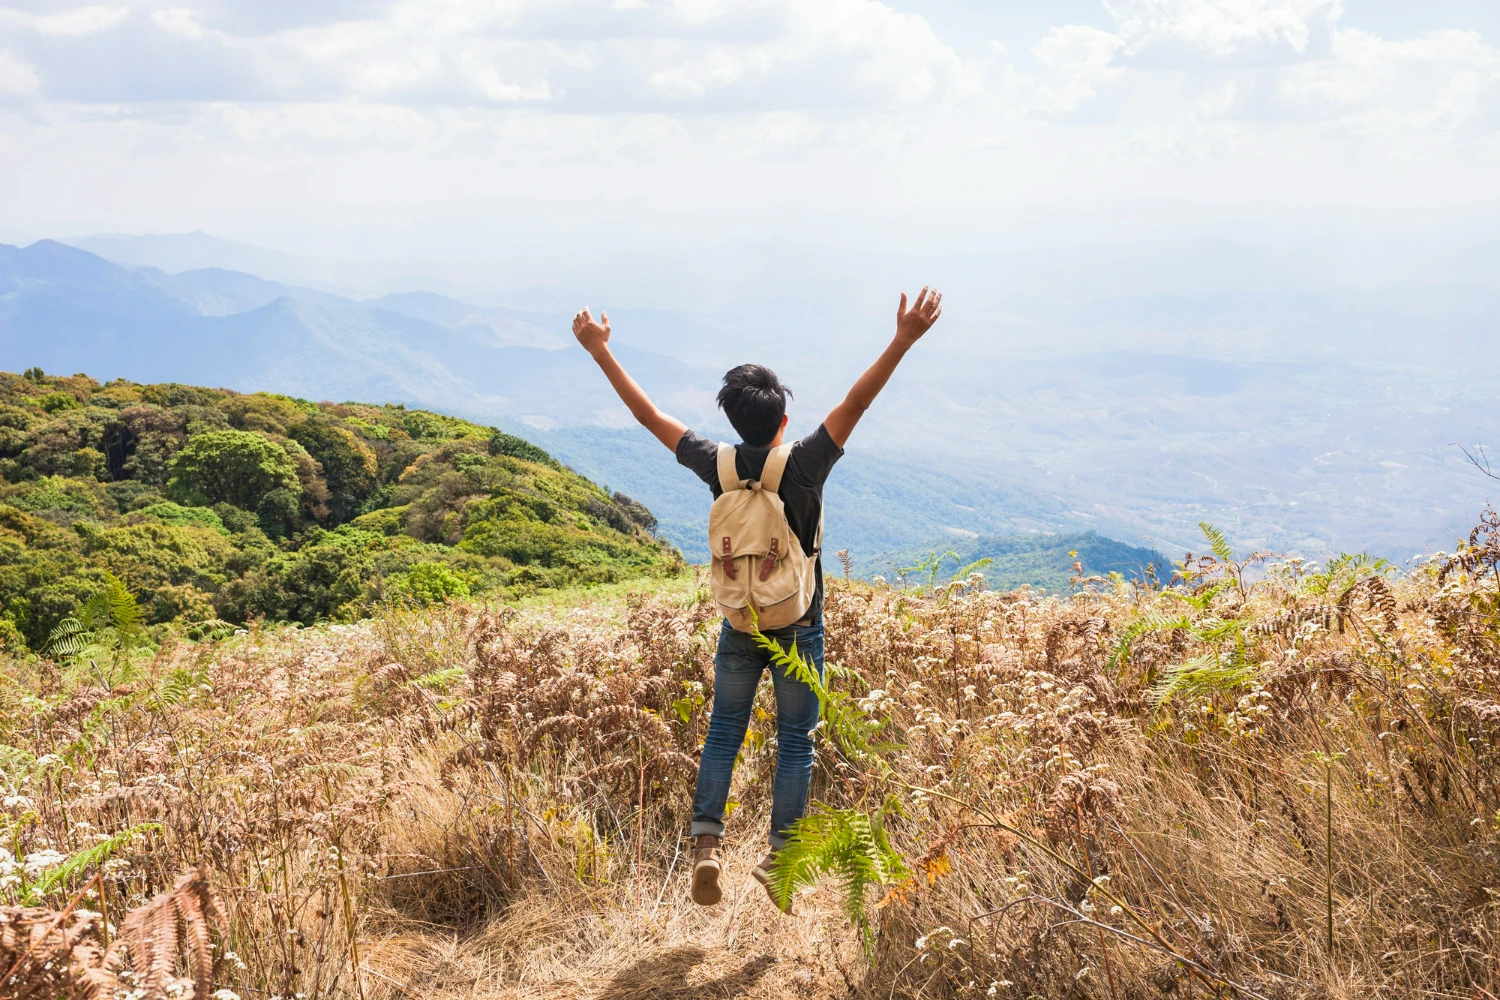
[23,849,66,875]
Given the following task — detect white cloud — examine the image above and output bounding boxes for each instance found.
[218,100,436,142]
[0,4,130,37]
[151,7,207,40]
[1,0,1499,247]
[465,62,551,102]
[1279,27,1500,131]
[1105,0,1341,58]
[0,47,38,94]
[991,0,1500,141]
[4,0,972,113]
[1027,25,1124,113]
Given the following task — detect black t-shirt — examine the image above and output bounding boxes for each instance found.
[676,425,844,622]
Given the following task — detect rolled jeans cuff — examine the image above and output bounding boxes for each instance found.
[690,819,725,840]
[768,831,788,851]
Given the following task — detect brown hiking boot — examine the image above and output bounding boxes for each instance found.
[690,835,723,906]
[752,851,793,915]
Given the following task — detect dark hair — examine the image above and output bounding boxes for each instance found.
[717,364,791,446]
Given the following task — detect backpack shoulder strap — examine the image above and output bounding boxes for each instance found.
[716,443,742,493]
[760,443,794,494]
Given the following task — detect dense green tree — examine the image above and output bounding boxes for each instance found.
[14,408,113,479]
[291,422,377,524]
[489,429,559,468]
[115,404,187,486]
[223,392,307,436]
[255,487,302,538]
[0,405,41,457]
[38,391,81,414]
[167,429,302,510]
[387,561,474,605]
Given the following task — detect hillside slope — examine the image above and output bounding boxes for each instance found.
[0,369,677,649]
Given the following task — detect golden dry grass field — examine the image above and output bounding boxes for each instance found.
[6,513,1500,999]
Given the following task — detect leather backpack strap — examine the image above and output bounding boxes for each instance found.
[760,443,794,494]
[716,443,743,493]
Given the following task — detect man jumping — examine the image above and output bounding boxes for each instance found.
[571,287,943,910]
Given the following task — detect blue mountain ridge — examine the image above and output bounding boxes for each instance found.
[0,238,1152,570]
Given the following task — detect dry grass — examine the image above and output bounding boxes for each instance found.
[6,513,1500,999]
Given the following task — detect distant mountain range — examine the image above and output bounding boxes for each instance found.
[9,230,1500,567]
[0,239,1082,564]
[0,239,664,407]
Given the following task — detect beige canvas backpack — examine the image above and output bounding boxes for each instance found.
[708,442,820,632]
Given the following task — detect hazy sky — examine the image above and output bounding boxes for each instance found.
[2,0,1498,256]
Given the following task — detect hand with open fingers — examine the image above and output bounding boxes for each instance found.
[895,286,943,346]
[572,308,611,356]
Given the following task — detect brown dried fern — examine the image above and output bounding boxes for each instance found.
[87,865,228,1000]
[0,866,226,1000]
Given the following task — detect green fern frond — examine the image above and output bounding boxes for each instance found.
[1108,611,1192,671]
[412,666,466,692]
[102,573,145,645]
[23,822,161,904]
[1164,580,1230,611]
[746,615,884,761]
[1149,651,1258,709]
[152,665,205,709]
[0,744,38,780]
[953,556,993,581]
[1200,522,1234,564]
[1190,614,1250,645]
[47,576,150,669]
[1307,551,1397,597]
[44,617,88,658]
[183,618,237,642]
[767,798,909,958]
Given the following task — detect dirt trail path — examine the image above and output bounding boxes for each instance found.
[359,845,859,1000]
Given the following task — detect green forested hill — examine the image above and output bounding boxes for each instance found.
[0,369,680,649]
[879,530,1168,593]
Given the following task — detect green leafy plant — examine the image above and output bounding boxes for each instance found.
[764,797,909,957]
[386,562,475,606]
[744,605,906,959]
[166,428,303,510]
[745,606,889,763]
[11,822,161,905]
[1106,525,1281,710]
[1178,522,1270,599]
[44,573,151,688]
[894,549,994,595]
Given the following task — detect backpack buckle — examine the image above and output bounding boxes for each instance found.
[721,536,737,579]
[759,538,779,581]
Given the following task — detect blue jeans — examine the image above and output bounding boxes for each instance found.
[691,618,824,851]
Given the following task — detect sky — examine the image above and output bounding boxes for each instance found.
[2,0,1499,258]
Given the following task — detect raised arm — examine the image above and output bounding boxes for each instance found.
[572,308,688,452]
[823,287,943,448]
